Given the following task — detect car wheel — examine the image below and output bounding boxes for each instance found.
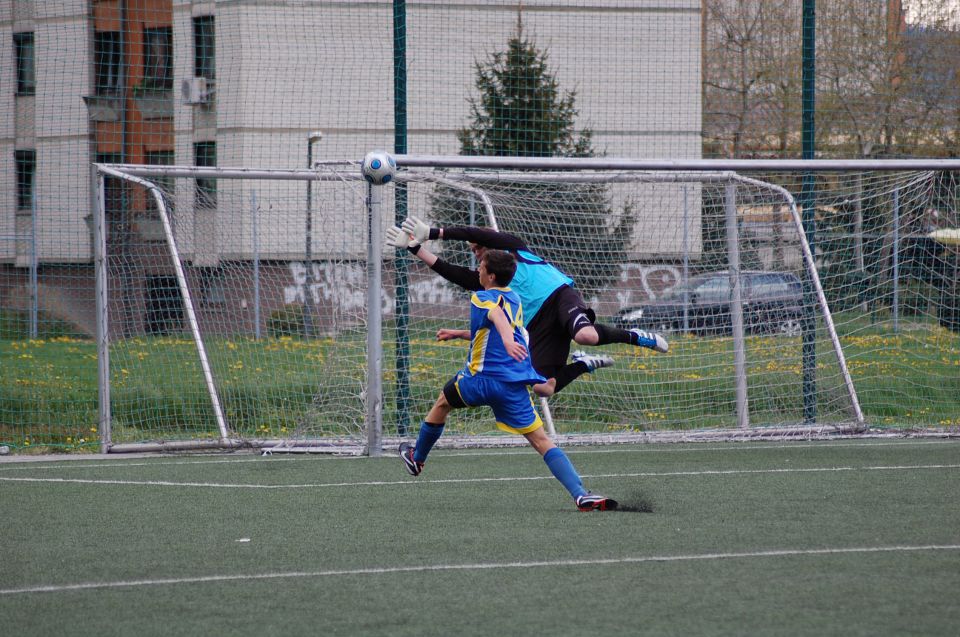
[778,318,802,337]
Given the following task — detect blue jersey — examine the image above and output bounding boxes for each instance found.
[462,287,546,385]
[509,249,575,326]
[431,227,575,327]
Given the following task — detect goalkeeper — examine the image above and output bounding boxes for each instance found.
[398,249,618,512]
[387,216,668,397]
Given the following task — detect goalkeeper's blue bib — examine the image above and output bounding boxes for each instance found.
[510,250,574,325]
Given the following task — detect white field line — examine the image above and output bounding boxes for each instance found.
[0,439,957,472]
[2,544,959,596]
[1,464,958,490]
[0,456,295,472]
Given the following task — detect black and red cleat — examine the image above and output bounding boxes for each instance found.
[576,493,619,511]
[398,442,423,477]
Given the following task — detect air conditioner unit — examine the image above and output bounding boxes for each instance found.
[182,77,210,104]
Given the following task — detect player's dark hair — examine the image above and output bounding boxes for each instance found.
[483,249,517,286]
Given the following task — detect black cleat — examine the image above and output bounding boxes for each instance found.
[399,442,423,476]
[575,493,619,511]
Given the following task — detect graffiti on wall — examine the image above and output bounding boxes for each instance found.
[284,262,684,317]
[285,262,462,316]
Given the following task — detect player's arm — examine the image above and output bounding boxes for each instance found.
[402,216,527,251]
[439,226,527,251]
[413,242,482,290]
[386,225,482,290]
[436,328,470,341]
[487,305,527,362]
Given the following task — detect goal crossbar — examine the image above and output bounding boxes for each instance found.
[393,156,960,172]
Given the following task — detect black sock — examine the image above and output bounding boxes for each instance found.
[553,362,589,394]
[594,322,635,346]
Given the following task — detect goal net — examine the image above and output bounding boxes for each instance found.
[95,164,380,453]
[94,160,958,454]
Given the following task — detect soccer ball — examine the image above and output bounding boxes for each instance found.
[361,150,397,185]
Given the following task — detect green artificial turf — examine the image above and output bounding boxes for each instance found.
[1,439,958,636]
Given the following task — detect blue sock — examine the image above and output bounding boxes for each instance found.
[413,422,444,463]
[543,447,587,499]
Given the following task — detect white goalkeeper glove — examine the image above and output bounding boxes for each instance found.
[385,225,419,250]
[401,216,432,244]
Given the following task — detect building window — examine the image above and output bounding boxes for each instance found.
[143,27,173,90]
[194,16,215,80]
[146,275,184,335]
[14,32,35,96]
[15,150,36,210]
[94,31,122,95]
[198,267,227,306]
[194,142,217,208]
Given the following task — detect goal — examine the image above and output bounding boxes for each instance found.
[94,163,381,454]
[93,158,960,454]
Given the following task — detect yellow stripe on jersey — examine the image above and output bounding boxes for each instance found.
[471,290,524,329]
[467,327,489,375]
[470,292,500,311]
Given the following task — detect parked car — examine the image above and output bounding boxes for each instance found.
[615,271,805,336]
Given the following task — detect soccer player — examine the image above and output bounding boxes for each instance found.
[398,249,617,511]
[386,216,668,397]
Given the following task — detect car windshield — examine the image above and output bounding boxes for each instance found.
[659,284,694,301]
[660,276,729,302]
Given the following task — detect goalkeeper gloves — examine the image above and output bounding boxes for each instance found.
[385,225,421,254]
[401,216,432,244]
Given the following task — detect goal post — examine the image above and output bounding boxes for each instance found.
[94,163,381,454]
[92,158,960,455]
[399,163,869,434]
[390,156,958,442]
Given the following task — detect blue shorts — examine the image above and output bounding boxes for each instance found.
[443,373,543,435]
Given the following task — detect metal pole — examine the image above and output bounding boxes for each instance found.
[469,199,477,268]
[366,182,384,457]
[682,185,690,332]
[30,190,38,339]
[252,189,261,339]
[97,165,230,441]
[892,187,900,333]
[393,0,411,437]
[725,181,749,429]
[304,131,323,338]
[95,174,111,452]
[800,0,818,424]
[733,173,864,426]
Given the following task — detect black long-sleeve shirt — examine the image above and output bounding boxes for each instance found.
[427,226,528,292]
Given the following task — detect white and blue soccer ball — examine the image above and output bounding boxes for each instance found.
[361,150,397,185]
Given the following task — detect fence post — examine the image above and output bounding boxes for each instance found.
[366,182,384,457]
[725,180,749,429]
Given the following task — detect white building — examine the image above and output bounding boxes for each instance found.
[1,0,702,336]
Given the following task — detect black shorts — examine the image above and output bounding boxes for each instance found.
[526,285,595,378]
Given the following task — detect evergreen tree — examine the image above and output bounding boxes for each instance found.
[431,16,633,298]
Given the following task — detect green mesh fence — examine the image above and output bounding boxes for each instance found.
[1,0,958,451]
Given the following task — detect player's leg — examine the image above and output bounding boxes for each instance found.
[399,375,462,476]
[492,384,618,511]
[524,427,618,511]
[530,358,563,397]
[529,348,607,397]
[556,286,669,353]
[528,300,603,395]
[589,323,669,353]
